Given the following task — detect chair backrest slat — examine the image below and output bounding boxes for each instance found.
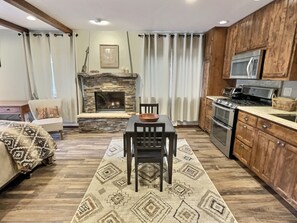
[139,103,159,114]
[133,122,165,154]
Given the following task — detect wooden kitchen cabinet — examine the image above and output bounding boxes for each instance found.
[251,129,297,209]
[233,111,258,166]
[236,15,254,53]
[222,24,238,79]
[236,4,273,53]
[198,27,235,131]
[222,3,272,79]
[233,138,253,166]
[249,3,273,49]
[231,112,297,209]
[222,0,297,80]
[250,131,280,185]
[262,0,297,80]
[204,98,213,133]
[292,180,297,209]
[273,142,297,207]
[198,61,210,130]
[235,121,256,148]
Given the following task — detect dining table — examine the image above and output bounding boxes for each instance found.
[123,114,177,185]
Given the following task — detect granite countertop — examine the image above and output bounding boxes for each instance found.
[238,106,297,130]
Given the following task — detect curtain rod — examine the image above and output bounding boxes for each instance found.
[18,33,79,37]
[138,34,201,38]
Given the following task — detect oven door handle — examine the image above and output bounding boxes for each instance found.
[212,118,232,130]
[212,103,233,112]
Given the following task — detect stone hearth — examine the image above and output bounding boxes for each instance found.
[77,72,138,133]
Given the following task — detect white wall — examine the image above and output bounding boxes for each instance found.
[74,30,143,75]
[0,29,144,102]
[0,30,30,100]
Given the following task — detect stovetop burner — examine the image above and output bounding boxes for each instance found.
[216,98,271,109]
[216,85,278,109]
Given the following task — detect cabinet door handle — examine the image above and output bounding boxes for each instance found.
[240,144,244,148]
[262,124,267,129]
[281,143,285,147]
[244,117,249,121]
[243,125,247,128]
[277,141,280,145]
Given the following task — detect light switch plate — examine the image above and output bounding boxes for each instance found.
[283,87,292,97]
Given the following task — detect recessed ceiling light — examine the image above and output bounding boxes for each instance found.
[185,0,197,3]
[89,19,109,26]
[27,15,36,21]
[219,20,229,25]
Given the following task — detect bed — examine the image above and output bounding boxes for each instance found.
[0,120,57,189]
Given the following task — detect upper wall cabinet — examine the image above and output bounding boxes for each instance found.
[236,14,254,53]
[262,0,297,80]
[222,24,238,79]
[222,5,272,79]
[223,0,297,80]
[249,3,273,49]
[236,5,273,53]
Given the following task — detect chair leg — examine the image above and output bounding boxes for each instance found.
[135,161,138,192]
[123,133,126,157]
[160,159,163,192]
[174,134,177,156]
[59,130,63,140]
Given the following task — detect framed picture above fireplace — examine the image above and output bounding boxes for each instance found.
[100,44,119,68]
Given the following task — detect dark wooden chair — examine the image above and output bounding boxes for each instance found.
[139,103,159,114]
[123,103,159,157]
[133,122,167,192]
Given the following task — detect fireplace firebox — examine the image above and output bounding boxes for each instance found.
[95,91,125,112]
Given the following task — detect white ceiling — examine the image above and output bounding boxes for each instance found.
[0,0,274,33]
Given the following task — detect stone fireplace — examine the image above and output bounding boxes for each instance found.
[77,72,138,132]
[95,91,125,112]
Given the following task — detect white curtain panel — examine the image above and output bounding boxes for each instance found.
[141,33,203,122]
[23,33,77,123]
[171,34,203,122]
[22,33,37,99]
[49,34,77,123]
[27,33,52,99]
[141,34,171,115]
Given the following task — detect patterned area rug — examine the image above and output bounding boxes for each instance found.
[71,138,237,223]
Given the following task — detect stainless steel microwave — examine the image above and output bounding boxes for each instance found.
[230,49,264,79]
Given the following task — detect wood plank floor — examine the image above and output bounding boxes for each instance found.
[0,127,296,222]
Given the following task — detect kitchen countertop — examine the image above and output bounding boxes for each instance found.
[238,106,297,130]
[206,96,226,101]
[206,95,297,130]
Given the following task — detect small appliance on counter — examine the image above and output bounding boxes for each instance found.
[222,87,243,99]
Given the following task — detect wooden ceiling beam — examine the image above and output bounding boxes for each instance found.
[0,18,29,33]
[4,0,72,33]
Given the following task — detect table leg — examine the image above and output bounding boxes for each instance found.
[168,133,175,184]
[126,134,132,185]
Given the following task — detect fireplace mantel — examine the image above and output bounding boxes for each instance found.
[78,72,138,79]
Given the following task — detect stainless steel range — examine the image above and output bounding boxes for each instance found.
[210,85,278,158]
